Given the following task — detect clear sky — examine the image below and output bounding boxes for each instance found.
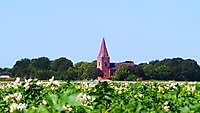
[0,0,200,68]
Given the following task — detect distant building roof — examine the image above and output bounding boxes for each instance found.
[110,61,135,69]
[124,61,134,63]
[110,63,116,68]
[0,75,11,79]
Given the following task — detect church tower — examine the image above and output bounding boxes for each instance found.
[97,38,110,78]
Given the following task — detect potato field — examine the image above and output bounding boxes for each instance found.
[0,77,200,113]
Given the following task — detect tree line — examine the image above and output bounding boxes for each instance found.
[113,58,200,81]
[1,57,200,81]
[0,57,103,80]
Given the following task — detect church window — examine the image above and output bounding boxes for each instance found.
[105,62,107,66]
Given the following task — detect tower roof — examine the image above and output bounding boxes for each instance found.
[98,38,109,57]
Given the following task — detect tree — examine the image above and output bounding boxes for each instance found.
[0,68,2,74]
[36,70,53,80]
[96,68,104,78]
[179,59,200,81]
[2,68,12,75]
[31,57,50,70]
[51,57,73,72]
[129,65,145,78]
[65,67,78,80]
[141,58,200,81]
[12,58,31,77]
[86,65,103,80]
[49,57,74,80]
[86,61,103,80]
[74,61,103,80]
[114,64,130,81]
[143,64,156,79]
[10,57,75,80]
[155,65,171,80]
[74,62,89,80]
[126,74,136,81]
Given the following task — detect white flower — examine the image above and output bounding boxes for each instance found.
[134,95,137,98]
[158,86,164,93]
[134,93,144,98]
[16,103,25,110]
[185,85,196,93]
[0,84,5,90]
[76,93,95,106]
[14,93,22,102]
[4,93,22,103]
[124,82,128,86]
[87,95,92,100]
[24,78,32,91]
[86,95,96,102]
[114,86,128,94]
[15,77,20,83]
[31,106,36,109]
[169,82,177,89]
[163,105,170,111]
[49,76,54,83]
[46,76,60,89]
[138,94,144,98]
[36,81,43,86]
[25,78,32,83]
[76,93,87,101]
[52,80,60,87]
[164,101,168,105]
[10,77,21,89]
[42,100,47,105]
[79,82,98,91]
[24,83,30,91]
[191,86,196,92]
[10,103,18,113]
[10,103,25,113]
[28,79,32,82]
[4,95,10,101]
[163,101,170,111]
[63,105,72,111]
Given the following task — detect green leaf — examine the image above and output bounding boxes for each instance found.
[47,94,58,106]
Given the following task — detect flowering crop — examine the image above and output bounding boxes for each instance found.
[0,77,200,113]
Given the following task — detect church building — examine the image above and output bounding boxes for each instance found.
[97,38,135,79]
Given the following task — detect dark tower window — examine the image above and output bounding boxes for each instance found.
[105,62,107,67]
[99,62,100,66]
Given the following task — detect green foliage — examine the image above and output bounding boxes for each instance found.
[51,57,73,72]
[65,67,78,80]
[1,78,200,112]
[142,58,200,81]
[126,74,136,81]
[31,57,50,70]
[114,64,130,81]
[10,57,76,80]
[10,57,103,80]
[12,58,31,77]
[74,61,103,80]
[114,65,141,81]
[0,68,2,75]
[1,68,12,76]
[3,57,200,81]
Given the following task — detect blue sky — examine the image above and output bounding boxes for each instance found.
[0,0,200,68]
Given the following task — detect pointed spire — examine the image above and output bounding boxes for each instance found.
[98,38,109,57]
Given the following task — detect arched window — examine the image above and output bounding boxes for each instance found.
[104,62,107,67]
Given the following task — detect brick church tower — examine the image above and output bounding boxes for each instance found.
[97,38,110,78]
